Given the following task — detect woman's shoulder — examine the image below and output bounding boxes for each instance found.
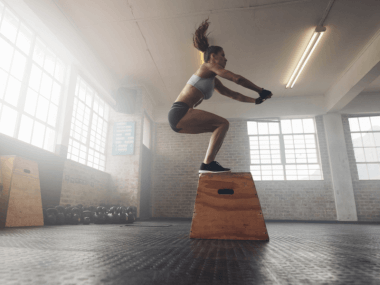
[194,63,217,78]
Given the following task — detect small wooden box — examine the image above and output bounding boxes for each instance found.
[190,172,269,240]
[0,156,44,228]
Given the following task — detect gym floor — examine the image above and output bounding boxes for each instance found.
[1,220,380,285]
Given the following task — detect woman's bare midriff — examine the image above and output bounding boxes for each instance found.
[174,64,217,108]
[174,84,204,108]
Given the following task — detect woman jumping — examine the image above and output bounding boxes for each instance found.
[168,19,273,174]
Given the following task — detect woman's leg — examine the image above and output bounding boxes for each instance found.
[176,108,229,164]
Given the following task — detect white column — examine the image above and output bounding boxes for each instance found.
[323,113,357,221]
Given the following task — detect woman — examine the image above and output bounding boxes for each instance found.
[168,19,272,174]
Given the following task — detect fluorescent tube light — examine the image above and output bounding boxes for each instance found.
[286,26,326,88]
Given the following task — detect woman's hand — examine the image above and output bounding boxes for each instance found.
[255,94,272,105]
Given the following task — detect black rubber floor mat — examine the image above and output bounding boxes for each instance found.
[125,222,172,227]
[1,221,380,284]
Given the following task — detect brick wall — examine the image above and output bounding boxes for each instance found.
[152,116,337,220]
[105,89,155,216]
[59,159,119,207]
[342,114,380,221]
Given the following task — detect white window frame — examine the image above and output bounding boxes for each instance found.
[348,115,380,180]
[67,75,109,171]
[0,0,66,153]
[248,118,324,181]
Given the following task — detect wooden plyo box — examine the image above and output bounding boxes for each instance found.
[0,156,44,228]
[190,172,269,240]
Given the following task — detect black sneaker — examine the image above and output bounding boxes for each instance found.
[199,161,231,173]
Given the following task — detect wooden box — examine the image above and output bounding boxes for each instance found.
[190,172,269,240]
[0,156,44,228]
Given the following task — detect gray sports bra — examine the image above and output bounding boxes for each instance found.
[187,74,215,100]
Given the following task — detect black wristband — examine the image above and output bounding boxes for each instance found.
[259,88,272,99]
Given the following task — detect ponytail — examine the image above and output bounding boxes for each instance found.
[193,18,210,52]
[193,18,223,63]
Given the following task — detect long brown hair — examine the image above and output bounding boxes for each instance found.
[193,18,223,63]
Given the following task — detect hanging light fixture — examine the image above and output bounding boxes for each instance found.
[286,25,326,88]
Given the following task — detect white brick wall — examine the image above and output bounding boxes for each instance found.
[152,115,337,220]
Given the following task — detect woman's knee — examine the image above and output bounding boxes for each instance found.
[222,119,229,129]
[217,119,229,131]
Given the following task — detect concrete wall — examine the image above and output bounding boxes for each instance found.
[152,116,337,220]
[342,113,380,221]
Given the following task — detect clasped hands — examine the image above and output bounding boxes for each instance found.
[255,88,272,105]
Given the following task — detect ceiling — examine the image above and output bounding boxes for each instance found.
[45,0,380,107]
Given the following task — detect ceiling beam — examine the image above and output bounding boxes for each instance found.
[325,28,380,112]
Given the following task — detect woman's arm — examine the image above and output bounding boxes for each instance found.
[208,63,263,93]
[214,78,256,103]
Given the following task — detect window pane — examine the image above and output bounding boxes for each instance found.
[292,119,303,133]
[258,122,268,135]
[31,121,45,148]
[303,118,315,133]
[35,96,49,122]
[33,39,45,66]
[268,122,279,134]
[24,88,38,116]
[4,76,21,107]
[364,148,378,162]
[362,133,376,147]
[18,115,33,143]
[351,133,363,147]
[44,49,56,75]
[281,120,292,134]
[54,58,65,83]
[0,105,17,136]
[0,69,8,100]
[367,163,380,180]
[43,127,55,152]
[10,50,27,80]
[51,82,61,105]
[40,73,53,100]
[47,103,58,127]
[348,118,360,132]
[357,164,369,180]
[16,23,33,54]
[370,116,380,131]
[0,37,14,71]
[29,64,42,91]
[0,8,19,43]
[358,117,371,132]
[353,148,365,162]
[374,133,380,147]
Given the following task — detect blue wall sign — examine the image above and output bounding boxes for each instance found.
[112,121,135,155]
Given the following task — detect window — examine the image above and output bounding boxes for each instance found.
[248,118,323,181]
[348,116,380,180]
[0,1,65,152]
[67,76,109,171]
[143,114,151,149]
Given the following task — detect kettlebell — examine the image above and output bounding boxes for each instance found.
[126,206,135,223]
[88,206,96,223]
[82,210,91,225]
[106,207,115,224]
[71,207,81,225]
[45,208,58,225]
[94,206,106,224]
[55,206,65,225]
[119,207,129,224]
